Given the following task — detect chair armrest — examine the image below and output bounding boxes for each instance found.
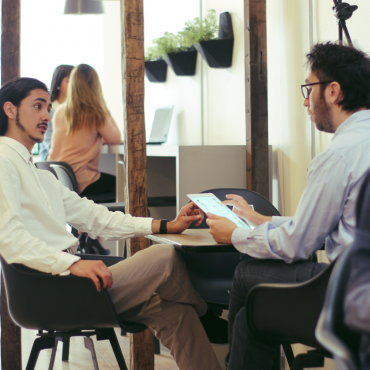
[246,262,335,348]
[79,254,124,267]
[1,257,146,334]
[2,262,119,331]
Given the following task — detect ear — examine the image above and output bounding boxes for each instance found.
[3,102,17,121]
[326,82,342,105]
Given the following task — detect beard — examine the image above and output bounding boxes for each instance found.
[311,89,335,133]
[16,110,42,143]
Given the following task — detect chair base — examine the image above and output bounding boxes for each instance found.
[26,328,128,370]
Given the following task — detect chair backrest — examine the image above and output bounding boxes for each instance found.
[315,246,361,370]
[50,165,75,192]
[246,261,335,349]
[35,161,79,192]
[188,188,280,229]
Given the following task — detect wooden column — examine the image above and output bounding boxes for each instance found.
[1,0,22,369]
[245,0,269,199]
[120,1,154,370]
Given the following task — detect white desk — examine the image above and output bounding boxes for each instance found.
[100,144,247,218]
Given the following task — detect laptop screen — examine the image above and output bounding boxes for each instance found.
[148,106,174,144]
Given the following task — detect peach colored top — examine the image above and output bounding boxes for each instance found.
[48,104,121,193]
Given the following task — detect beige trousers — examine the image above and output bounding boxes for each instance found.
[108,244,222,370]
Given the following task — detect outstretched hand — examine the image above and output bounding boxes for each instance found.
[166,202,204,234]
[222,194,271,227]
[68,260,113,291]
[206,213,238,244]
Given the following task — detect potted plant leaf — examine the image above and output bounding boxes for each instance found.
[182,10,234,69]
[144,45,168,83]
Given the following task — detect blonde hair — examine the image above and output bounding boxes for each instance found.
[64,64,110,134]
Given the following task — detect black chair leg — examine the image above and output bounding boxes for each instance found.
[26,336,56,370]
[48,337,62,370]
[62,335,70,361]
[84,336,99,370]
[282,344,295,369]
[106,328,128,370]
[154,336,161,355]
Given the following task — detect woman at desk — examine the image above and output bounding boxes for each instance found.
[39,64,74,160]
[48,64,121,202]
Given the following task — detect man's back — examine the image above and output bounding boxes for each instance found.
[308,110,370,261]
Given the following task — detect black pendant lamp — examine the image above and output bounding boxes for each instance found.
[64,0,105,15]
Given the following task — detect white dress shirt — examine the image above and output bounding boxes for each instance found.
[0,137,153,275]
[232,110,370,262]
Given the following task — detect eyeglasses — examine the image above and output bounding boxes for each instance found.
[301,81,332,99]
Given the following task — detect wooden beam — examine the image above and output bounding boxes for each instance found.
[1,0,22,369]
[245,0,269,199]
[120,1,155,369]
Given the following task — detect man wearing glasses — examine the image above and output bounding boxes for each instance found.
[206,42,370,369]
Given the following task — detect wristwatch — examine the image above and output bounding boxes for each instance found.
[160,219,168,234]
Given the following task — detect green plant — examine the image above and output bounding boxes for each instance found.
[144,9,219,61]
[180,9,219,49]
[145,32,188,61]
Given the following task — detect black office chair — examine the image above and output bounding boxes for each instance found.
[181,188,281,310]
[1,254,146,370]
[315,245,361,370]
[245,260,335,370]
[35,161,126,210]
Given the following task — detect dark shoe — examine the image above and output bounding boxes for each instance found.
[199,310,228,344]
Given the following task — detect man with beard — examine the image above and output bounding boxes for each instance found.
[0,77,224,370]
[206,42,370,369]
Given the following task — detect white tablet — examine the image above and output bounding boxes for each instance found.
[188,193,251,229]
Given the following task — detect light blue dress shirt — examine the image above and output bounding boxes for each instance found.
[38,107,55,161]
[232,110,370,262]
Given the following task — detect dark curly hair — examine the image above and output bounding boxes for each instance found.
[306,42,370,112]
[0,77,48,136]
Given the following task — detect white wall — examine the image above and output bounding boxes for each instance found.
[143,0,246,146]
[267,0,311,216]
[20,0,105,92]
[202,0,246,145]
[102,1,124,133]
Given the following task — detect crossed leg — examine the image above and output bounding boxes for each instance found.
[108,244,222,370]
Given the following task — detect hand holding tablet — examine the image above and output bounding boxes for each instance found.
[187,193,253,229]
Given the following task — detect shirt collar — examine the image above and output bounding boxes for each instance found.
[0,137,33,163]
[333,110,370,139]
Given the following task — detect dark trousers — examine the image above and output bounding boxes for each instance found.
[80,172,116,202]
[227,258,328,370]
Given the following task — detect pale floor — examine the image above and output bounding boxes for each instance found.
[20,328,336,370]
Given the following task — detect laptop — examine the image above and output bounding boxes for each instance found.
[147,106,174,145]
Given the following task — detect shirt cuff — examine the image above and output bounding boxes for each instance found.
[271,216,292,228]
[52,251,80,276]
[134,217,154,237]
[231,227,253,253]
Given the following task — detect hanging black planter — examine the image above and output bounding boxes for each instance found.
[195,12,234,68]
[165,47,197,76]
[145,59,167,82]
